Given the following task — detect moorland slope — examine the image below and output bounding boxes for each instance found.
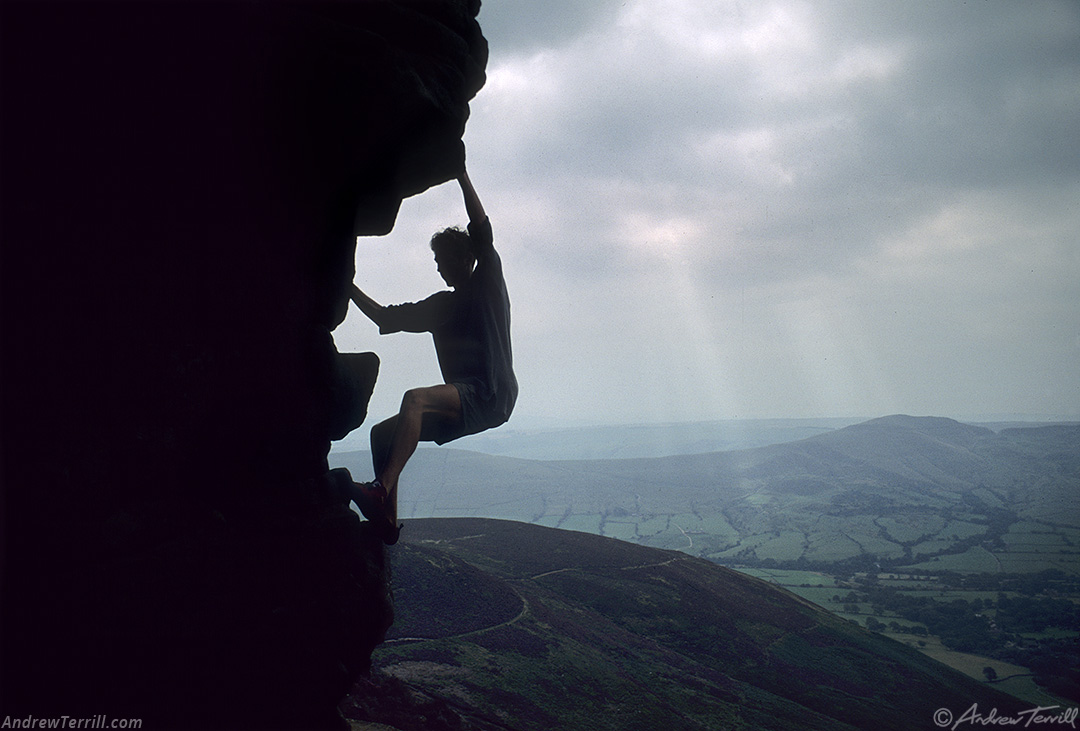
[344,518,1026,730]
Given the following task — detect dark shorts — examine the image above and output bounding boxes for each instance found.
[423,381,508,446]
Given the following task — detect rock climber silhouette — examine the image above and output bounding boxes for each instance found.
[346,166,517,544]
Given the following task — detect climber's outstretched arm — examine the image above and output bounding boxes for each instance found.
[458,169,485,226]
[350,284,387,328]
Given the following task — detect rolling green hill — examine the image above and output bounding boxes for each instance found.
[343,518,1027,730]
[330,416,1080,573]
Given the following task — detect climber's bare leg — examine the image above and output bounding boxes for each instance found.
[370,417,395,480]
[370,384,462,525]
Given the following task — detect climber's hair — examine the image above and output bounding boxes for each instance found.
[430,227,475,261]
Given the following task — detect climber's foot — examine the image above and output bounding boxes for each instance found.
[351,480,402,545]
[381,520,403,546]
[351,479,386,521]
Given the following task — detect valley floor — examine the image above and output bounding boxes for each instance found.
[734,566,1078,708]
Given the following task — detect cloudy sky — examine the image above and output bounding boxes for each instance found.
[334,0,1080,429]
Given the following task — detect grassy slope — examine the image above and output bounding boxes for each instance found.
[352,518,1026,731]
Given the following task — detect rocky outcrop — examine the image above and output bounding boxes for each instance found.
[1,1,486,727]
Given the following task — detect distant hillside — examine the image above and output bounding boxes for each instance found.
[330,415,1080,573]
[343,518,1026,730]
[330,416,1075,461]
[423,417,865,460]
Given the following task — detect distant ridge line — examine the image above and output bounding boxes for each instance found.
[332,414,1079,462]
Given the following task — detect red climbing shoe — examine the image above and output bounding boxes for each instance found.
[351,480,402,546]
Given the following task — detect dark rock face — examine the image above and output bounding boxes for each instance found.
[1,1,486,727]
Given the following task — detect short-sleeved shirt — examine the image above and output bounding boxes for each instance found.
[377,217,517,443]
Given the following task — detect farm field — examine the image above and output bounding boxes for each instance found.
[734,567,1079,707]
[913,640,1064,707]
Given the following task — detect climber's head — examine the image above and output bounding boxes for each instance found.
[431,227,476,288]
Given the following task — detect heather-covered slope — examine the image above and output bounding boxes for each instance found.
[345,518,1025,730]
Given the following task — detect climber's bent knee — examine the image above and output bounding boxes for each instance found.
[400,384,462,420]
